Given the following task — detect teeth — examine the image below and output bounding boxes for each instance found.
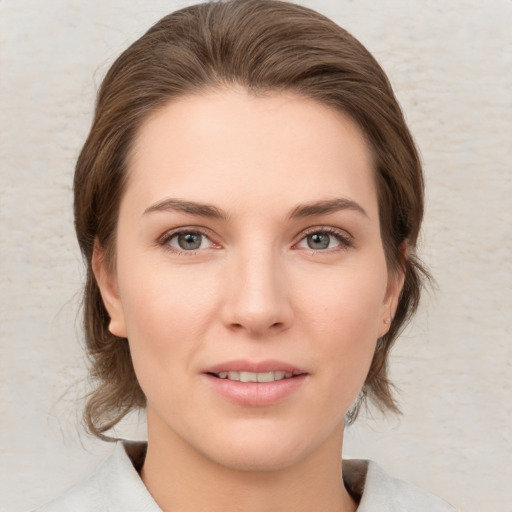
[256,371,274,383]
[216,371,295,382]
[240,371,258,382]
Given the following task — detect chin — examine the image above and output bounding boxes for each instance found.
[200,420,339,473]
[207,441,307,472]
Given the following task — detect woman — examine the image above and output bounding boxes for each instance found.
[35,1,456,510]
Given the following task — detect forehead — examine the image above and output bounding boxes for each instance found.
[125,88,378,219]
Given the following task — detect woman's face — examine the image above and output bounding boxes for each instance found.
[96,88,401,470]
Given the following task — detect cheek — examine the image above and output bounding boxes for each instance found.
[117,240,214,324]
[297,258,388,335]
[115,256,223,375]
[117,275,200,409]
[295,257,388,389]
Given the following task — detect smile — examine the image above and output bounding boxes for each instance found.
[204,361,308,405]
[214,371,295,382]
[205,371,307,406]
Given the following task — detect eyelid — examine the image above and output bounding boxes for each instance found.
[157,226,221,254]
[156,225,354,255]
[294,226,354,251]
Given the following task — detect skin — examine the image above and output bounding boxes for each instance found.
[94,88,403,512]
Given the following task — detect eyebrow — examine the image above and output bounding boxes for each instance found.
[143,198,228,219]
[288,198,368,219]
[143,197,367,220]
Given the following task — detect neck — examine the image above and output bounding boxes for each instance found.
[140,411,357,512]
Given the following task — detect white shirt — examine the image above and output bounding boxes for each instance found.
[33,441,457,512]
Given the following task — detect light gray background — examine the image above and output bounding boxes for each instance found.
[1,1,511,511]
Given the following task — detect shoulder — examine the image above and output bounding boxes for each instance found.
[31,441,159,512]
[31,469,104,512]
[343,459,458,512]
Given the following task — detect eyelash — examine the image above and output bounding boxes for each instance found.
[298,226,354,253]
[157,227,216,255]
[157,226,353,256]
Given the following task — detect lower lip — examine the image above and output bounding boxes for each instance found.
[203,374,307,406]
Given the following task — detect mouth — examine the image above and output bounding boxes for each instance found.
[203,360,308,405]
[208,370,303,383]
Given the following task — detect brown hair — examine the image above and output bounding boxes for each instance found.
[74,0,429,439]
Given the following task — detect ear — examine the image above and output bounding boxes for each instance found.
[92,240,127,338]
[378,242,407,338]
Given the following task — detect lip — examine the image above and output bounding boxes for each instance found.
[204,359,306,375]
[203,359,308,406]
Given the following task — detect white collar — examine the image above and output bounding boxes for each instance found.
[89,441,455,512]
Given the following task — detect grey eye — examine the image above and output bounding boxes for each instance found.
[307,233,331,250]
[175,232,204,250]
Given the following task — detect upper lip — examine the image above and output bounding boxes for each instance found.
[203,359,307,375]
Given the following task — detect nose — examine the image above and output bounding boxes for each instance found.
[220,246,294,336]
